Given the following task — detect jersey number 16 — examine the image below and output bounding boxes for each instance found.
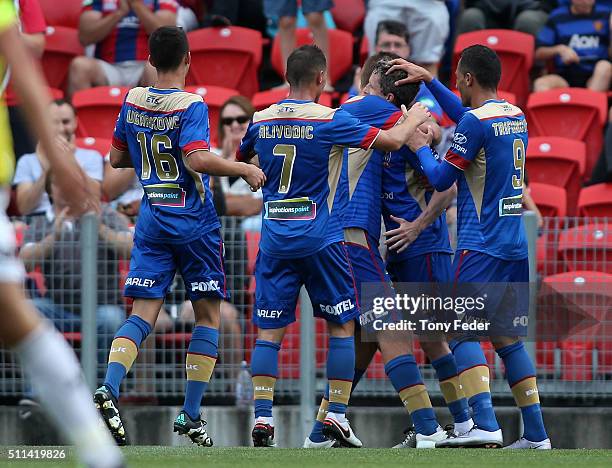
[137,132,179,181]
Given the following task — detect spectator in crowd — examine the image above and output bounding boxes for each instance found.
[67,0,178,98]
[201,0,267,34]
[264,0,333,88]
[19,174,133,359]
[534,0,611,92]
[364,0,449,75]
[457,1,552,37]
[13,100,103,216]
[6,0,46,159]
[215,96,263,219]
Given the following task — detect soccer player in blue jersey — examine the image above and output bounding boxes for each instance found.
[305,53,464,449]
[94,26,266,446]
[238,45,431,447]
[390,45,551,449]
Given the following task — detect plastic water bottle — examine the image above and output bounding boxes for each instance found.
[235,360,253,408]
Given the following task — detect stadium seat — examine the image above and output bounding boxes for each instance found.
[185,86,240,148]
[39,0,81,28]
[75,137,111,158]
[525,137,586,216]
[526,88,607,179]
[73,86,129,139]
[271,28,354,86]
[578,183,612,218]
[452,30,534,106]
[41,26,84,90]
[48,88,64,100]
[331,0,366,33]
[560,341,593,381]
[251,88,333,111]
[528,183,567,218]
[557,223,611,273]
[186,27,262,98]
[359,35,369,66]
[536,341,557,376]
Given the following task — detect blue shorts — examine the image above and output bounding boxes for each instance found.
[453,250,529,283]
[453,250,529,336]
[264,0,333,17]
[344,231,391,299]
[253,242,359,329]
[387,252,453,283]
[125,229,228,302]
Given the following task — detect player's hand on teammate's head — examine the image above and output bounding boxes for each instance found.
[242,164,266,192]
[407,126,433,152]
[386,59,433,86]
[403,103,431,127]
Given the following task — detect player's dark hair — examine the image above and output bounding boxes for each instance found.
[360,51,400,90]
[286,45,327,88]
[51,99,76,116]
[373,61,420,108]
[148,26,189,72]
[458,45,501,91]
[375,20,410,47]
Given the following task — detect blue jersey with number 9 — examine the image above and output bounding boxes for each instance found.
[238,99,381,259]
[444,99,528,260]
[112,87,220,243]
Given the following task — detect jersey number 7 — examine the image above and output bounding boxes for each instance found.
[137,132,179,181]
[273,144,296,194]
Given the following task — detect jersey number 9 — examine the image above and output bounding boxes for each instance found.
[512,138,525,190]
[137,132,179,181]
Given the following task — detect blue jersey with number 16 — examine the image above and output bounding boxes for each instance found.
[112,87,220,244]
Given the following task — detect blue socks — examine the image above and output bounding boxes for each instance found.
[326,336,355,415]
[497,341,548,442]
[385,354,438,436]
[183,326,219,420]
[431,353,470,424]
[451,340,500,432]
[251,340,280,418]
[104,315,152,399]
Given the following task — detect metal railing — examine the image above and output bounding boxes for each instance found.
[0,212,610,403]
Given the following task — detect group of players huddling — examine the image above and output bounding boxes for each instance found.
[90,25,552,451]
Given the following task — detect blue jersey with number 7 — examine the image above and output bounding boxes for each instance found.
[237,99,381,259]
[445,99,528,260]
[112,87,220,243]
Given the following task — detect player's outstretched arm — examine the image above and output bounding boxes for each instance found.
[109,146,134,168]
[0,24,97,216]
[186,149,266,191]
[372,103,431,152]
[386,58,469,123]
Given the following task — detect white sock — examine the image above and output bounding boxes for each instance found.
[326,411,347,423]
[454,418,474,435]
[14,324,123,468]
[255,416,274,426]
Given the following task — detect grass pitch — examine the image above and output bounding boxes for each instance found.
[1,447,611,467]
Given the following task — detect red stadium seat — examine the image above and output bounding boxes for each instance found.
[48,88,64,100]
[75,137,111,158]
[528,182,567,218]
[560,341,593,381]
[453,30,534,106]
[558,224,612,273]
[525,137,585,216]
[331,0,366,33]
[536,341,556,375]
[251,88,333,111]
[271,28,353,85]
[526,88,607,179]
[359,35,369,66]
[578,183,612,218]
[73,86,129,139]
[41,26,84,90]
[186,27,262,98]
[39,0,81,28]
[185,86,239,148]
